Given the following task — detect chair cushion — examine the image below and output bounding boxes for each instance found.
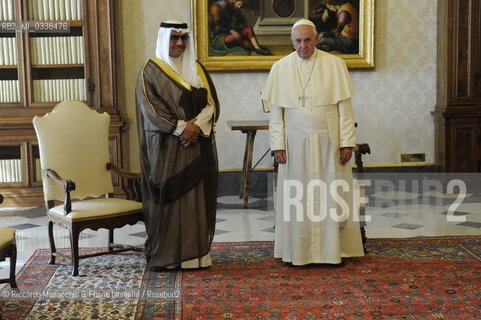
[48,198,142,222]
[0,228,16,250]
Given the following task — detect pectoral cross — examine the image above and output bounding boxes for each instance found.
[299,91,308,107]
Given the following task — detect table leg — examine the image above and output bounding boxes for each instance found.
[240,129,257,208]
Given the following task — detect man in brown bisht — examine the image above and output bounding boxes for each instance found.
[135,20,220,271]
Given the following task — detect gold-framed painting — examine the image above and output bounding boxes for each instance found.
[192,0,375,72]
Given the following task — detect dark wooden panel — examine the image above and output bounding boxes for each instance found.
[30,67,84,80]
[85,0,118,113]
[476,0,481,100]
[451,125,476,171]
[0,69,19,80]
[454,0,472,100]
[97,1,114,109]
[435,0,481,172]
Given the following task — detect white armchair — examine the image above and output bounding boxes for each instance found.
[33,100,144,276]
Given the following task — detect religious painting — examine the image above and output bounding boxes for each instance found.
[192,0,375,71]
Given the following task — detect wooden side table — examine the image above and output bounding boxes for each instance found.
[227,120,269,208]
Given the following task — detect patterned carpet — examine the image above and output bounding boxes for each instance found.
[1,237,480,319]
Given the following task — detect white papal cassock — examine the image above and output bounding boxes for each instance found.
[262,49,365,265]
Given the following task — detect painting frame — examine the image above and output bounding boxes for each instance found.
[192,0,375,72]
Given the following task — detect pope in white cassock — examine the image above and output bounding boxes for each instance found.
[261,19,365,266]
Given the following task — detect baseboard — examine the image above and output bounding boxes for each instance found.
[359,165,435,173]
[218,165,436,197]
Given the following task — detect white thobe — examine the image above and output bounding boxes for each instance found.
[265,50,364,265]
[270,102,364,265]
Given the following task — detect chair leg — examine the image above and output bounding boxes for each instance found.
[47,221,57,265]
[360,227,368,254]
[9,244,17,289]
[69,226,80,276]
[108,228,114,252]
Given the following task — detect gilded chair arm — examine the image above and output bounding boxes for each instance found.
[106,163,141,202]
[106,163,140,179]
[45,169,76,215]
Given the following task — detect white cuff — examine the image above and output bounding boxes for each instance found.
[195,103,214,136]
[269,104,286,151]
[173,120,186,136]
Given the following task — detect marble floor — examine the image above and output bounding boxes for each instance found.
[1,190,481,280]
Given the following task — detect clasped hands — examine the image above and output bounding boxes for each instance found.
[180,118,200,147]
